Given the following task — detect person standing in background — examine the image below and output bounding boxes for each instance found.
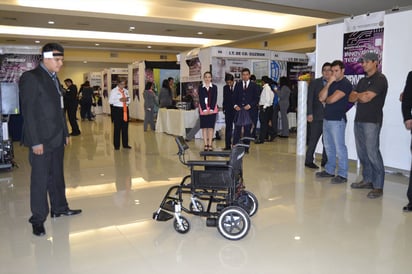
[198,71,218,151]
[19,43,82,237]
[317,60,352,184]
[255,76,274,144]
[305,62,331,169]
[401,70,412,211]
[79,80,94,121]
[349,52,388,199]
[277,76,291,138]
[233,68,260,149]
[143,81,158,132]
[223,74,235,150]
[249,74,260,139]
[109,78,131,150]
[64,78,81,136]
[159,79,173,108]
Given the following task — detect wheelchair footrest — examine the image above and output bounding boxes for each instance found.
[153,210,174,221]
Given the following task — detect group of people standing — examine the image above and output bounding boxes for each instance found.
[305,53,388,199]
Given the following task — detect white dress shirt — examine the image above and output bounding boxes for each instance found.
[109,86,130,107]
[259,83,274,109]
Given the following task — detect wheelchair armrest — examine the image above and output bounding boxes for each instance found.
[186,160,228,167]
[199,151,231,158]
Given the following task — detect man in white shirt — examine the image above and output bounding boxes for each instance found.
[256,76,274,144]
[109,78,131,150]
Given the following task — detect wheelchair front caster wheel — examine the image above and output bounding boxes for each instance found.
[189,199,205,213]
[173,216,190,234]
[217,206,250,240]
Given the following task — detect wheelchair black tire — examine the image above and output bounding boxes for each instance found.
[217,206,250,240]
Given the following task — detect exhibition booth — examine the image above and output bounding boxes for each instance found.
[314,7,412,170]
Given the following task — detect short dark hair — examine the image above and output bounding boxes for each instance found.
[250,74,256,81]
[42,43,64,54]
[145,81,153,90]
[279,76,289,87]
[322,62,332,70]
[64,78,73,84]
[241,68,250,74]
[203,71,212,77]
[331,60,344,69]
[168,77,174,82]
[224,74,234,81]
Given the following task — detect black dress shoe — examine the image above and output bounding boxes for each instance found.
[32,224,46,236]
[279,135,289,138]
[51,208,82,218]
[403,204,412,212]
[305,162,319,169]
[70,132,81,136]
[123,146,132,149]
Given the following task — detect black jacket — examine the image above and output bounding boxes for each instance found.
[19,65,69,150]
[307,77,326,121]
[402,71,412,123]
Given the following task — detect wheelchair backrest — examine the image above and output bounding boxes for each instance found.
[228,145,245,176]
[175,136,189,155]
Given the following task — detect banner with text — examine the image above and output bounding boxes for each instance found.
[343,11,385,87]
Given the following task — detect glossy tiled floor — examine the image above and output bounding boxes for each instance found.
[1,115,411,274]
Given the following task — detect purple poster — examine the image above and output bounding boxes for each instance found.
[343,28,384,87]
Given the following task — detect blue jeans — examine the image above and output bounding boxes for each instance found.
[323,119,348,178]
[354,122,385,189]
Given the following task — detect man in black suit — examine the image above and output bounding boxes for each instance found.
[19,43,82,237]
[64,78,81,136]
[222,74,235,150]
[233,68,259,148]
[305,62,331,169]
[401,71,412,212]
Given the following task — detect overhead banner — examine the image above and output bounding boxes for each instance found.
[343,11,385,87]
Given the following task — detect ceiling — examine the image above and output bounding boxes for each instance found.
[0,0,411,54]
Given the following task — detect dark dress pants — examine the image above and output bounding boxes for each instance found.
[305,120,327,165]
[67,102,80,133]
[250,107,259,138]
[224,110,235,148]
[408,137,412,203]
[268,104,280,138]
[258,106,273,141]
[29,145,68,225]
[112,106,129,148]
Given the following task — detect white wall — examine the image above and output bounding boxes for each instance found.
[316,9,412,170]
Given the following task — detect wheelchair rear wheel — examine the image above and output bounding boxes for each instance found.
[173,216,190,234]
[217,206,250,240]
[236,190,259,217]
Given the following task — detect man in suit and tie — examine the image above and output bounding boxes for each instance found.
[305,62,331,169]
[401,70,412,211]
[19,43,82,237]
[223,73,235,150]
[233,68,260,149]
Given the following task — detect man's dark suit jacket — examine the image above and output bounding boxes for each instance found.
[402,71,412,125]
[223,84,235,114]
[19,65,69,151]
[233,80,259,110]
[307,77,326,121]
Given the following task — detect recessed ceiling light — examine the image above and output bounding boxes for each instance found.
[95,43,100,46]
[83,61,88,64]
[35,40,40,44]
[197,31,203,35]
[129,26,135,30]
[48,20,55,25]
[147,45,152,49]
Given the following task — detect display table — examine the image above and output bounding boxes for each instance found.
[156,108,199,137]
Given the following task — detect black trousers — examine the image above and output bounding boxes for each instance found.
[80,100,93,120]
[408,137,412,203]
[112,106,129,148]
[224,111,235,148]
[268,104,280,138]
[67,103,80,133]
[258,106,273,141]
[29,145,68,225]
[250,107,259,138]
[305,120,327,165]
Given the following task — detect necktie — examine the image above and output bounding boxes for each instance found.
[244,81,247,90]
[119,88,128,122]
[51,74,61,95]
